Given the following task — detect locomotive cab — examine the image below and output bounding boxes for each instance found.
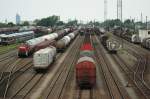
[18,44,29,57]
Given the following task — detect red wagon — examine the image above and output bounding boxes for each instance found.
[76,56,96,89]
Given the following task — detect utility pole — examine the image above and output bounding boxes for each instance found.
[117,0,123,48]
[117,0,122,21]
[104,0,107,21]
[146,16,148,30]
[141,13,143,23]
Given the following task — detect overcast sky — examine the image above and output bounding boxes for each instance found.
[0,0,149,23]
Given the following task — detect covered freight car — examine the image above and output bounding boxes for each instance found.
[76,56,96,89]
[33,46,56,70]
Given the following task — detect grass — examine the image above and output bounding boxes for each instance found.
[0,43,19,54]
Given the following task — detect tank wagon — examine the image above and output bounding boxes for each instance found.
[18,29,69,57]
[0,31,34,45]
[33,46,56,70]
[76,42,96,89]
[56,31,78,52]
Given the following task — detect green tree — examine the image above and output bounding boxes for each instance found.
[124,19,134,29]
[37,15,60,27]
[0,23,7,28]
[22,21,30,26]
[7,22,15,27]
[56,21,64,26]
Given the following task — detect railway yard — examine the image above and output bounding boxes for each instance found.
[0,27,150,99]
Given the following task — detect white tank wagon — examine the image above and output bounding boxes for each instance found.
[106,39,120,53]
[68,33,75,39]
[56,36,71,50]
[41,33,58,41]
[26,33,58,46]
[131,34,140,44]
[33,46,56,70]
[68,31,79,39]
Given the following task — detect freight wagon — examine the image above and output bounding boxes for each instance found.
[76,42,96,89]
[106,39,120,53]
[56,31,79,52]
[33,46,56,71]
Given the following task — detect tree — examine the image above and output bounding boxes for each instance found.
[7,22,15,27]
[0,23,7,28]
[37,15,60,27]
[22,21,30,26]
[124,19,134,29]
[56,21,64,26]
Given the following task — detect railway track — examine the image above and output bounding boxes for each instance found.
[112,52,150,99]
[0,58,33,98]
[60,35,98,99]
[0,58,32,83]
[28,35,84,99]
[112,34,150,98]
[0,50,17,62]
[43,36,83,99]
[92,35,129,99]
[76,89,93,99]
[10,73,44,99]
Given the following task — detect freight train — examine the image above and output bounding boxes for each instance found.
[113,27,150,50]
[18,28,70,57]
[32,30,79,70]
[76,36,96,89]
[0,31,34,45]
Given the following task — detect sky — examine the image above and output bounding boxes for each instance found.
[0,0,149,23]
